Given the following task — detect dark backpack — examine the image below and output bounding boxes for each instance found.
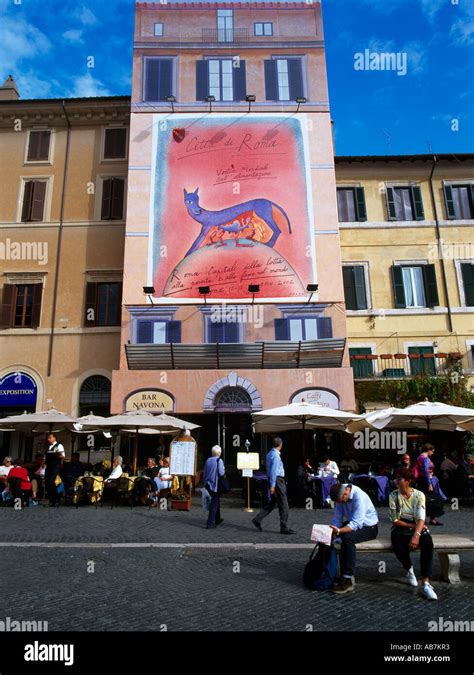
[303,543,338,591]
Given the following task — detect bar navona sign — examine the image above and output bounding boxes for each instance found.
[125,390,174,413]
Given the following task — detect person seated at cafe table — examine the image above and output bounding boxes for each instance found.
[6,458,33,506]
[329,482,379,594]
[0,456,12,491]
[389,468,438,601]
[318,455,340,479]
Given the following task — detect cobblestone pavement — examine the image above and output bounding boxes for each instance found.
[0,499,472,632]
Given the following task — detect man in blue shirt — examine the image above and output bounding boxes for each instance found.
[252,438,295,535]
[202,445,225,529]
[329,482,379,594]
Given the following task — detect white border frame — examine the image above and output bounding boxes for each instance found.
[454,258,474,307]
[148,111,317,304]
[342,261,372,311]
[16,176,53,224]
[101,125,129,163]
[94,174,128,222]
[24,128,55,166]
[142,55,178,103]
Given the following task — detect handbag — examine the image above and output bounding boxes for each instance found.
[216,458,230,494]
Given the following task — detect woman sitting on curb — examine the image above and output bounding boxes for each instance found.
[389,467,438,601]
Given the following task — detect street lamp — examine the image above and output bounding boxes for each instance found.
[165,95,176,113]
[248,284,260,304]
[198,286,211,305]
[205,95,215,112]
[296,96,307,113]
[246,94,256,113]
[306,283,318,304]
[143,286,155,305]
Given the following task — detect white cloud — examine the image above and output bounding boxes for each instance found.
[450,18,474,46]
[0,16,51,73]
[75,5,99,27]
[15,72,61,100]
[67,72,110,98]
[62,29,84,44]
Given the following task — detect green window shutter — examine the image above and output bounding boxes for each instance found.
[101,179,113,220]
[461,263,474,306]
[411,186,425,221]
[443,184,456,219]
[409,346,435,376]
[21,181,34,222]
[469,186,474,219]
[391,265,406,308]
[30,284,43,329]
[355,187,367,221]
[349,347,373,378]
[423,264,439,307]
[342,266,357,311]
[354,266,368,309]
[30,181,47,222]
[386,187,397,220]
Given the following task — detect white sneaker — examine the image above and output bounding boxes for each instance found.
[422,582,438,600]
[405,567,418,587]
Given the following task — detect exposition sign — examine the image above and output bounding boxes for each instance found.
[0,372,37,409]
[149,112,316,302]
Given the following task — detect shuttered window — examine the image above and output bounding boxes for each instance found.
[21,180,47,222]
[103,128,128,160]
[136,320,182,344]
[143,58,173,102]
[337,187,367,222]
[443,184,474,220]
[84,282,122,327]
[101,178,125,220]
[386,186,424,221]
[274,317,332,340]
[207,320,240,343]
[196,59,246,102]
[264,58,304,101]
[391,265,439,308]
[461,263,474,306]
[343,266,368,310]
[408,346,436,376]
[0,284,43,329]
[27,130,51,162]
[349,347,374,378]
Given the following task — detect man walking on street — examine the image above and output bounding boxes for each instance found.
[252,437,295,535]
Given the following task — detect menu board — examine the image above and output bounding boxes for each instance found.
[237,452,260,471]
[170,441,196,476]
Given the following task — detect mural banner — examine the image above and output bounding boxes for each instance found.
[150,113,316,302]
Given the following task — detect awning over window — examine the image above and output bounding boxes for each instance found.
[125,339,346,371]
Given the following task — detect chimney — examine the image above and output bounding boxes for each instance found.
[0,75,20,101]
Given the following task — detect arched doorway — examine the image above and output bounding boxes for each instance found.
[78,375,112,461]
[214,386,253,413]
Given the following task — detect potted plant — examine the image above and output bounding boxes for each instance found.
[171,491,192,511]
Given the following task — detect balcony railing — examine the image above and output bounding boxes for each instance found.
[350,352,465,380]
[201,28,250,43]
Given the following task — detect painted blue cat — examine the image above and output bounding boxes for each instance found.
[183,188,292,257]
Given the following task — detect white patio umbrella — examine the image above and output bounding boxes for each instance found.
[252,401,361,455]
[0,408,77,434]
[76,411,200,473]
[349,401,474,434]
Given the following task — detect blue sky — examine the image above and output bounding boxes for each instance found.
[0,0,473,155]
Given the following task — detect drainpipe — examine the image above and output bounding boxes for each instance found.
[428,155,453,333]
[47,100,72,376]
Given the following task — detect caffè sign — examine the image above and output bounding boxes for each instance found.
[125,390,174,413]
[291,389,339,409]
